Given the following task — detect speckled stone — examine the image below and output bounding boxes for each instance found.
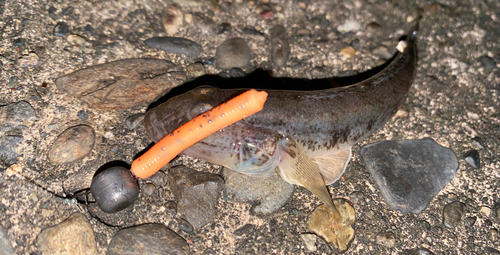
[360,139,458,213]
[215,38,251,69]
[223,167,294,215]
[36,213,97,255]
[168,166,224,228]
[145,37,202,57]
[0,101,37,132]
[48,125,95,165]
[55,59,187,109]
[107,223,190,255]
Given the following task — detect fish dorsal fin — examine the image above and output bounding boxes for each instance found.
[277,136,341,219]
[313,147,352,185]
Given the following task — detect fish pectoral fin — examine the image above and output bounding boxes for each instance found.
[313,147,352,185]
[277,136,341,219]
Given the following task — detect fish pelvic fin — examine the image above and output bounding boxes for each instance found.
[277,135,341,219]
[313,147,352,185]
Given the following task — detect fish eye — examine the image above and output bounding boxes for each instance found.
[188,99,217,119]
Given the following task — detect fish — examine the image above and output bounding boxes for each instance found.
[143,21,419,217]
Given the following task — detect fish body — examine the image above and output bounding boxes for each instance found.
[144,23,419,212]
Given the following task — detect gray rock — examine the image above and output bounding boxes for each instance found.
[48,125,95,165]
[107,223,190,255]
[56,59,186,109]
[0,224,14,255]
[145,37,202,57]
[0,101,37,132]
[360,139,458,214]
[36,213,97,255]
[223,167,294,215]
[193,13,215,34]
[443,201,465,228]
[463,149,480,169]
[53,22,69,36]
[125,113,145,130]
[0,136,23,164]
[178,218,194,234]
[215,38,251,69]
[270,25,290,67]
[168,166,224,229]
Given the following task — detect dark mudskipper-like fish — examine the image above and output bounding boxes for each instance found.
[144,22,419,216]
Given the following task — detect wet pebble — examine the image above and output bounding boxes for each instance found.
[0,136,23,164]
[223,168,293,215]
[372,46,393,59]
[163,5,183,35]
[125,113,145,130]
[340,46,356,58]
[215,38,251,69]
[463,149,480,169]
[36,213,97,255]
[186,62,206,78]
[168,166,224,228]
[56,58,186,109]
[178,218,194,234]
[0,101,37,132]
[145,37,202,57]
[0,224,14,255]
[360,139,458,213]
[19,52,39,67]
[337,20,361,33]
[217,68,246,78]
[307,199,355,252]
[48,125,95,165]
[270,25,290,67]
[376,232,395,247]
[300,233,317,252]
[193,13,215,34]
[53,22,69,36]
[142,183,156,197]
[107,223,190,255]
[443,201,465,228]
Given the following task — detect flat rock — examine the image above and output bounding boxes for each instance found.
[55,59,186,109]
[0,136,23,164]
[48,125,95,165]
[360,139,458,214]
[107,223,190,255]
[0,224,14,255]
[222,168,294,215]
[144,37,202,57]
[270,25,290,67]
[36,213,97,255]
[215,38,251,69]
[168,166,224,229]
[0,101,37,132]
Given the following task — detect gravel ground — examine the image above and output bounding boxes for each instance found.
[1,0,499,254]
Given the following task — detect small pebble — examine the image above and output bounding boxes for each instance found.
[463,149,480,169]
[464,216,476,228]
[296,28,311,36]
[218,68,246,78]
[234,224,255,236]
[13,38,26,47]
[125,113,145,130]
[76,110,88,120]
[366,22,381,30]
[242,26,265,40]
[145,37,202,57]
[178,219,194,233]
[61,6,74,16]
[215,22,231,34]
[162,5,183,35]
[85,24,93,34]
[0,101,37,132]
[260,10,273,20]
[172,0,203,7]
[186,62,206,78]
[376,232,396,247]
[340,46,356,58]
[443,201,465,228]
[480,206,491,217]
[489,229,499,242]
[19,52,39,67]
[337,20,361,33]
[479,55,497,71]
[36,213,98,255]
[471,137,485,149]
[300,234,317,252]
[67,34,90,47]
[48,125,95,165]
[215,38,251,69]
[193,13,215,34]
[0,136,23,164]
[53,22,69,36]
[142,183,156,197]
[393,108,409,118]
[372,46,393,60]
[270,25,290,67]
[107,223,190,255]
